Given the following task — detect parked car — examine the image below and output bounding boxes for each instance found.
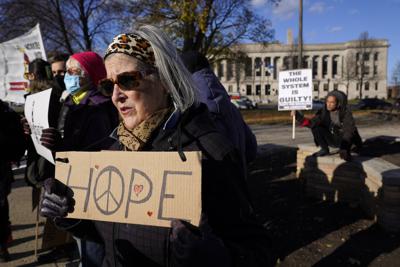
[353,98,392,110]
[312,100,325,110]
[230,96,257,109]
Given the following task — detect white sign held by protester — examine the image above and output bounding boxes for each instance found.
[278,69,313,111]
[0,24,47,104]
[24,89,54,164]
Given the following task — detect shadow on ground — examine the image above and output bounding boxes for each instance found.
[248,142,400,266]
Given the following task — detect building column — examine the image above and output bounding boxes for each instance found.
[337,56,342,79]
[327,55,333,79]
[318,56,323,79]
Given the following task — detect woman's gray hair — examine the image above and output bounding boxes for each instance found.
[133,25,198,112]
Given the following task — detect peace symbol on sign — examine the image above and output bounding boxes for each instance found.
[94,166,125,215]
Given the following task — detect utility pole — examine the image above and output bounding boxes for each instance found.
[298,0,303,69]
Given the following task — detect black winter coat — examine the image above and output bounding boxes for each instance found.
[60,104,273,267]
[303,91,359,149]
[0,100,26,200]
[57,89,119,152]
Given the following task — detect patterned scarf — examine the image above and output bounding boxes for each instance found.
[117,107,172,151]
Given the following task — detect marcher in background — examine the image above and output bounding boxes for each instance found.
[181,51,257,165]
[0,100,26,262]
[22,59,55,188]
[39,25,274,266]
[292,90,363,161]
[50,53,69,78]
[19,57,76,263]
[40,51,119,267]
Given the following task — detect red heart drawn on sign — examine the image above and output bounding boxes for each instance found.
[134,184,143,197]
[94,165,99,169]
[147,211,153,217]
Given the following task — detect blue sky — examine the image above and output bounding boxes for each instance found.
[251,0,400,84]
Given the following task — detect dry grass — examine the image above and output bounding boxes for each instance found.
[241,109,374,125]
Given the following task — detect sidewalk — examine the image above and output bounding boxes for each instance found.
[4,171,77,266]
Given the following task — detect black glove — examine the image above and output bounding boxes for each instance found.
[339,149,351,161]
[20,116,31,135]
[40,127,61,151]
[170,216,231,267]
[40,178,75,218]
[294,111,304,123]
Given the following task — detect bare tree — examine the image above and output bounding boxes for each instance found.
[341,51,357,96]
[392,60,400,86]
[0,0,120,54]
[112,0,278,62]
[230,49,248,93]
[353,32,377,99]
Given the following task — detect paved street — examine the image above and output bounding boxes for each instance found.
[252,117,400,147]
[3,119,400,266]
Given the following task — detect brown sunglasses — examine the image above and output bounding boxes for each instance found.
[98,70,155,96]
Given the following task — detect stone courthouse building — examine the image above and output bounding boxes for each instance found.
[215,34,389,102]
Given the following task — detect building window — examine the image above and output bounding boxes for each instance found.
[226,60,233,80]
[365,82,370,91]
[255,58,262,76]
[312,56,318,78]
[273,57,279,79]
[283,56,290,70]
[323,83,328,91]
[265,84,271,95]
[322,56,328,77]
[364,66,370,75]
[334,83,338,90]
[374,52,379,61]
[256,84,261,95]
[374,65,378,75]
[332,56,339,77]
[363,53,370,61]
[356,83,360,91]
[246,85,252,95]
[217,62,224,78]
[302,56,308,68]
[375,82,378,91]
[245,58,252,77]
[314,83,319,91]
[228,85,233,93]
[264,57,271,76]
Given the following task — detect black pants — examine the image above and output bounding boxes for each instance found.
[0,198,10,248]
[311,126,362,151]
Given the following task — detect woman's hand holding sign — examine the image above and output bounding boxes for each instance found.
[40,178,75,218]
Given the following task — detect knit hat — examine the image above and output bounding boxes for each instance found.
[104,33,156,67]
[71,51,106,86]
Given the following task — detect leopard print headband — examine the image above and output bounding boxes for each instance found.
[104,33,156,67]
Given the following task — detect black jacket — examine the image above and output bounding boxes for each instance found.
[0,100,26,200]
[60,104,272,267]
[303,91,358,149]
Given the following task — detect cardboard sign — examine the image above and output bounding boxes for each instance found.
[24,88,54,164]
[55,151,202,227]
[278,69,313,111]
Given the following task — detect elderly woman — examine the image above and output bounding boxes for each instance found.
[40,25,272,266]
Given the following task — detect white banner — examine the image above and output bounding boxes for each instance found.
[278,69,313,111]
[24,88,54,164]
[0,24,47,104]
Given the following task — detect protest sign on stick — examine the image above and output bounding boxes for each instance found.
[278,69,313,139]
[24,88,54,164]
[55,151,202,227]
[0,24,46,104]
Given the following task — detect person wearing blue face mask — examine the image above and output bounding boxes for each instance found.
[39,51,119,267]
